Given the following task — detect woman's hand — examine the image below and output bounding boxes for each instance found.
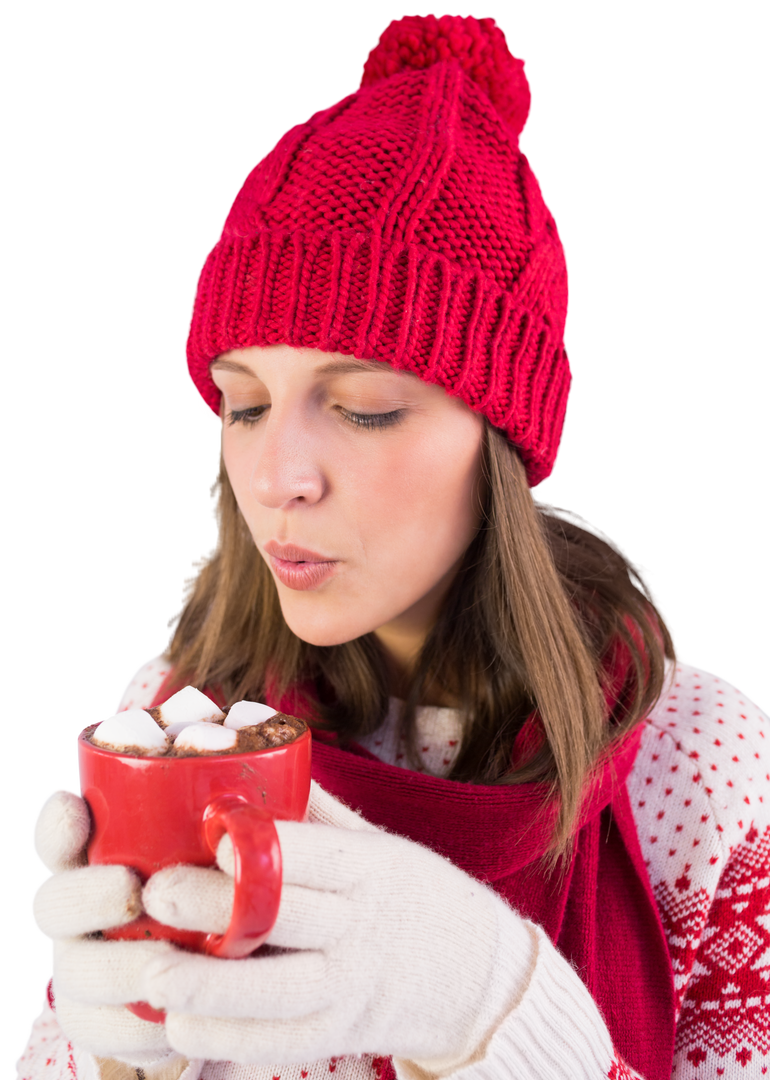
[31,783,382,1062]
[99,813,539,1070]
[35,784,540,1070]
[33,791,175,1063]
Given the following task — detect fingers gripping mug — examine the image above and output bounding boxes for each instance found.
[78,721,312,1022]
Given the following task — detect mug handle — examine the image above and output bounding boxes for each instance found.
[201,793,282,959]
[126,794,281,1024]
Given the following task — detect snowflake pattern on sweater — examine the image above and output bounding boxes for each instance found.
[18,661,770,1080]
[628,667,770,1076]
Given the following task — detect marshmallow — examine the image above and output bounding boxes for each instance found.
[163,719,202,738]
[224,701,278,730]
[92,709,170,755]
[173,722,238,753]
[154,686,225,728]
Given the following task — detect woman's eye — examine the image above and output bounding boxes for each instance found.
[225,406,267,425]
[226,406,401,429]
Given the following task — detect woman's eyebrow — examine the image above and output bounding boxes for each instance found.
[210,356,390,378]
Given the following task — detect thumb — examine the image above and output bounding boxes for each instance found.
[142,864,233,935]
[307,780,380,832]
[35,791,91,873]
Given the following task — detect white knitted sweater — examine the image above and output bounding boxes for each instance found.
[17,660,770,1080]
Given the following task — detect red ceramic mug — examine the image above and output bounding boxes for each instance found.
[78,721,312,1022]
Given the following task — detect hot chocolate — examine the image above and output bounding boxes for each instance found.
[88,685,306,757]
[168,714,306,757]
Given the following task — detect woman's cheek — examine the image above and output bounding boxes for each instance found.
[222,436,257,521]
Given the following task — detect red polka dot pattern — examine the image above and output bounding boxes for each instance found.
[629,663,770,1076]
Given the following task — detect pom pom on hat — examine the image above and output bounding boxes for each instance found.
[361,15,530,137]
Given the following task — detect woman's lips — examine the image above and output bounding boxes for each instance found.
[269,558,339,590]
[264,541,332,562]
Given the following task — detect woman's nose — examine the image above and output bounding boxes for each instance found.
[248,407,326,509]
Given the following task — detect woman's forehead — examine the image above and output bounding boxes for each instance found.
[211,346,420,383]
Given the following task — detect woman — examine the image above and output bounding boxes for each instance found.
[20,15,769,1080]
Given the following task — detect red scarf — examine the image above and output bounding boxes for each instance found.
[152,671,676,1077]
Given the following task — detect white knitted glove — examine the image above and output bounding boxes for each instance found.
[33,791,175,1064]
[25,781,390,1067]
[57,812,540,1070]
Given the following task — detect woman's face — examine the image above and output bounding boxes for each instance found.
[211,345,486,668]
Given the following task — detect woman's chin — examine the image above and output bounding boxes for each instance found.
[280,609,371,648]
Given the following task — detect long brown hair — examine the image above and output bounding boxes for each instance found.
[167,422,674,853]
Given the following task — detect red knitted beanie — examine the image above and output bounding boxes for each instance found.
[187,15,570,485]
